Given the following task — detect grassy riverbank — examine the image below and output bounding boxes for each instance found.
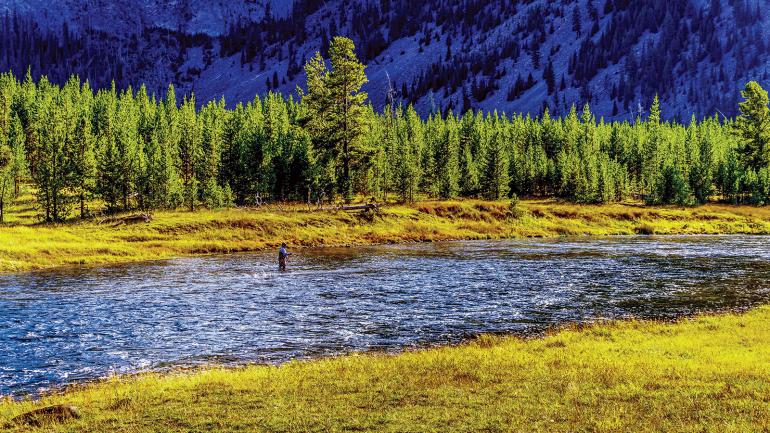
[3,306,770,432]
[2,197,770,273]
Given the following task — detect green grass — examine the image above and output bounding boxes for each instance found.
[3,306,770,432]
[2,198,770,274]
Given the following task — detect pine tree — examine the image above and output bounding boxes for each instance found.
[200,99,226,207]
[435,112,460,198]
[572,6,582,36]
[285,128,315,202]
[220,104,252,205]
[734,81,770,171]
[457,112,480,196]
[0,134,11,222]
[178,95,201,211]
[302,36,370,200]
[35,90,72,222]
[575,103,598,202]
[7,113,27,197]
[114,88,141,211]
[402,105,423,202]
[97,131,123,213]
[642,95,663,194]
[689,129,715,204]
[16,70,40,180]
[481,129,510,200]
[386,105,421,202]
[72,109,97,218]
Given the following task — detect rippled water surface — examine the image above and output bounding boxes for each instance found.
[2,235,770,396]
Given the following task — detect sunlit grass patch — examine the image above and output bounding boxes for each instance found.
[1,199,770,274]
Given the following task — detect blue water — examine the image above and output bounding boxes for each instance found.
[2,235,770,396]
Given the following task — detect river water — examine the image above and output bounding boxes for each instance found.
[2,235,770,396]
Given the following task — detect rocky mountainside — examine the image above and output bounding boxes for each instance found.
[2,0,768,120]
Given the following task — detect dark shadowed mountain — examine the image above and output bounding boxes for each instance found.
[2,0,768,120]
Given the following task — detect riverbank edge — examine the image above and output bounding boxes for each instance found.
[2,199,770,275]
[2,304,769,432]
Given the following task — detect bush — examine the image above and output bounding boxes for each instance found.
[509,194,524,219]
[202,178,228,209]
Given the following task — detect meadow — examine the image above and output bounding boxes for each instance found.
[2,305,769,432]
[4,191,770,432]
[3,192,770,274]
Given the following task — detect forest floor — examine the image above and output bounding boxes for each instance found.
[2,305,769,432]
[2,193,770,274]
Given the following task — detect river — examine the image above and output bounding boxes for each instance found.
[2,235,769,396]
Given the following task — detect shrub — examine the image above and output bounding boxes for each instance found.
[509,194,524,219]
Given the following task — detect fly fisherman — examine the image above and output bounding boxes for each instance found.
[278,243,291,271]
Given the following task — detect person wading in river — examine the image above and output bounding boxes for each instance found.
[278,243,291,271]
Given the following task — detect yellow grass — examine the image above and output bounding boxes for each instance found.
[2,306,770,432]
[2,198,770,274]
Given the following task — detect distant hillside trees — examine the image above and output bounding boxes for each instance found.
[4,0,769,121]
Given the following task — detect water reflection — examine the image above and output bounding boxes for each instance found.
[1,235,769,396]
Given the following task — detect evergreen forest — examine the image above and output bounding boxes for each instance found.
[1,37,769,223]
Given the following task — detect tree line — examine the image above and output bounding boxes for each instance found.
[0,36,769,223]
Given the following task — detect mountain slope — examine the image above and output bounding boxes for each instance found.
[2,0,768,120]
